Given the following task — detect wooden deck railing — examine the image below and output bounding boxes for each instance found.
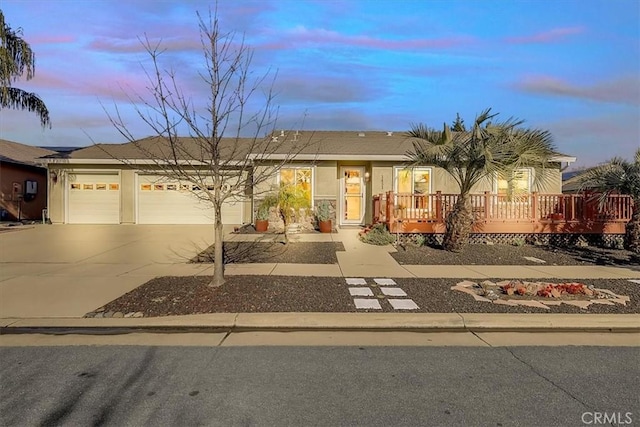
[372,191,633,234]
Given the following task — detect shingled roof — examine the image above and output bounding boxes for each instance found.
[41,131,576,163]
[259,131,412,156]
[45,136,257,161]
[0,139,57,167]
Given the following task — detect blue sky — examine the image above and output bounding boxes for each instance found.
[1,0,639,168]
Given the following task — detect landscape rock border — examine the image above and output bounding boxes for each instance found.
[452,280,631,311]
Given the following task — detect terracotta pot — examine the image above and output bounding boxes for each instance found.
[255,219,268,232]
[318,220,332,233]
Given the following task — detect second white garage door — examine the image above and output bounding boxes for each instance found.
[137,175,243,224]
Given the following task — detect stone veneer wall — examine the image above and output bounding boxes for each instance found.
[251,198,338,232]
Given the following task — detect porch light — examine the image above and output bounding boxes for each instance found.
[49,171,58,183]
[364,172,370,182]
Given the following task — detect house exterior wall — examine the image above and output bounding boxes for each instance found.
[46,161,564,225]
[121,169,136,224]
[48,165,65,223]
[314,161,338,198]
[47,164,251,224]
[48,164,125,224]
[0,162,48,221]
[368,164,563,195]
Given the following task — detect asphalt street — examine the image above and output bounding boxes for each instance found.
[1,344,638,426]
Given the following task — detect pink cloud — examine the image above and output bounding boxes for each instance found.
[30,34,76,44]
[505,27,585,44]
[25,67,156,103]
[513,75,640,105]
[88,36,201,54]
[261,26,474,51]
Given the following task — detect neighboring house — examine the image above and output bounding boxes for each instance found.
[562,169,590,193]
[41,131,576,226]
[0,139,57,221]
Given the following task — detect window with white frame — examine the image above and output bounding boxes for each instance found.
[496,168,531,198]
[394,167,431,194]
[279,167,313,203]
[394,167,432,212]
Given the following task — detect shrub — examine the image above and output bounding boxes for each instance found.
[360,223,395,246]
[415,234,426,247]
[256,194,278,221]
[511,237,525,247]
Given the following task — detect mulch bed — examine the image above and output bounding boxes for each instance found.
[89,276,640,317]
[391,243,640,267]
[192,242,345,264]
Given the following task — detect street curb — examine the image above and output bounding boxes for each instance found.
[1,313,639,335]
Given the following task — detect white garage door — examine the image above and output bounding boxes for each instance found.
[68,173,120,224]
[137,175,243,224]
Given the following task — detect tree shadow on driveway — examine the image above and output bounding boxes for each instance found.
[190,241,345,264]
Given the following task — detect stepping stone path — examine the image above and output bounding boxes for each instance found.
[346,278,419,311]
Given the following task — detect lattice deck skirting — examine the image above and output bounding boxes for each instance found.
[396,232,626,248]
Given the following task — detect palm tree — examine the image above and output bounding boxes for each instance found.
[0,10,50,127]
[580,149,640,254]
[406,108,557,252]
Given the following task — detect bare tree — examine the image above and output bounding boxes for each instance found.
[105,9,311,286]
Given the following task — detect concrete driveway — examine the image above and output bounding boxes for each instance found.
[0,225,220,318]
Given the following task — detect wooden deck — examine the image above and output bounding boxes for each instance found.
[373,191,632,234]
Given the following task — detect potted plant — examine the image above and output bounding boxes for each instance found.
[255,194,277,232]
[316,200,332,233]
[254,204,270,232]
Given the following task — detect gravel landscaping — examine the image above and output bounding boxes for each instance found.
[391,243,640,267]
[88,276,639,317]
[192,242,345,264]
[84,242,639,318]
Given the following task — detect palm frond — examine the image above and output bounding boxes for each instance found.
[0,87,51,127]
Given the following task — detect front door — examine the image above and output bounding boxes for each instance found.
[340,166,365,225]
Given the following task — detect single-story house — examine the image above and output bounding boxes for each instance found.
[0,139,57,221]
[562,169,591,193]
[41,131,576,227]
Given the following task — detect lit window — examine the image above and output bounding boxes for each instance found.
[83,184,94,190]
[166,184,177,191]
[71,183,81,190]
[180,184,190,192]
[109,183,119,190]
[280,167,312,202]
[154,184,164,191]
[96,184,107,190]
[141,184,152,191]
[395,167,431,194]
[497,169,530,197]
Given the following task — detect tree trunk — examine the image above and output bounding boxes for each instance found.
[625,199,640,254]
[280,206,289,244]
[442,194,473,252]
[209,203,225,287]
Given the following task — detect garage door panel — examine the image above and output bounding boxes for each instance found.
[68,174,120,224]
[137,175,242,225]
